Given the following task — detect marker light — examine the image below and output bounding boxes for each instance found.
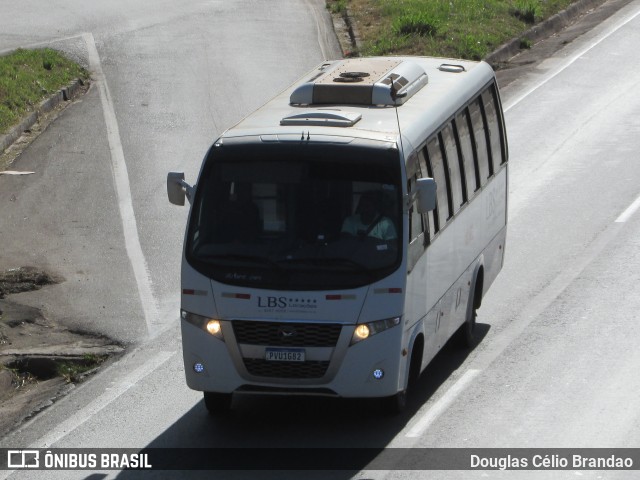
[350,317,401,345]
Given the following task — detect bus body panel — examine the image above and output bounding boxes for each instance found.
[423,166,508,346]
[180,258,220,319]
[210,274,405,325]
[181,315,404,398]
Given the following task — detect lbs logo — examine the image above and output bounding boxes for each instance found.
[257,296,288,308]
[257,296,318,309]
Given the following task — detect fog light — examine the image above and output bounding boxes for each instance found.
[373,369,384,380]
[194,362,205,374]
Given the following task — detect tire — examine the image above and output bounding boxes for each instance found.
[455,279,480,348]
[203,392,232,415]
[455,307,477,348]
[381,390,407,415]
[381,339,422,415]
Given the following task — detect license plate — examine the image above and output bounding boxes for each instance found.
[265,348,305,362]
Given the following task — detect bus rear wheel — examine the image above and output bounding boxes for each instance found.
[456,274,482,348]
[455,307,477,348]
[203,392,232,415]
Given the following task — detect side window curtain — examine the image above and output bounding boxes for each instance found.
[468,99,491,187]
[482,86,503,168]
[455,108,479,198]
[407,169,424,242]
[407,155,426,270]
[426,137,450,226]
[421,148,438,240]
[441,123,465,213]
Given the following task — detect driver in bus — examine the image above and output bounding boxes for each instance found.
[341,191,397,241]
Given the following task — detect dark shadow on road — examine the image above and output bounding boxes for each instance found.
[114,323,490,479]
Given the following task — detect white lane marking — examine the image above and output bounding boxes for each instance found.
[615,195,640,223]
[402,215,626,442]
[504,5,640,112]
[398,5,640,443]
[35,351,175,448]
[83,32,159,335]
[402,219,625,441]
[0,351,175,480]
[405,369,481,438]
[305,0,328,60]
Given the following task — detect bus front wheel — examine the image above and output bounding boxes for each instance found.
[382,390,407,415]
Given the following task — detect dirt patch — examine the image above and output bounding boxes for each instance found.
[0,267,123,436]
[0,266,60,298]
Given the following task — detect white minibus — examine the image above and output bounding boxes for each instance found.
[167,56,508,414]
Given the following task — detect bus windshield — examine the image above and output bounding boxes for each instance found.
[186,142,403,290]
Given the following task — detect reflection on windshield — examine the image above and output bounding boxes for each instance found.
[186,143,402,290]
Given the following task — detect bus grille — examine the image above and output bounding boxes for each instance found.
[232,321,342,347]
[243,359,330,379]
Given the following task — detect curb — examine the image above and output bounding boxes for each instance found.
[331,7,362,58]
[485,0,608,66]
[332,0,608,64]
[0,78,86,155]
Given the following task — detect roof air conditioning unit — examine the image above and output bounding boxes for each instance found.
[290,58,428,107]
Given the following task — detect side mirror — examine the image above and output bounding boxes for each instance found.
[416,177,437,213]
[167,172,194,206]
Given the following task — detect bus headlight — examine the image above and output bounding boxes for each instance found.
[181,310,225,341]
[350,317,401,345]
[353,324,370,341]
[206,320,222,336]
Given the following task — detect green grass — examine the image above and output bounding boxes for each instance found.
[328,0,348,14]
[56,354,106,384]
[514,0,541,23]
[392,12,440,37]
[340,0,575,60]
[0,48,88,134]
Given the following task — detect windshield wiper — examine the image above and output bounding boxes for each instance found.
[321,257,372,273]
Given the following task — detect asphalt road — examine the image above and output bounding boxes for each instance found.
[0,0,341,343]
[2,0,640,479]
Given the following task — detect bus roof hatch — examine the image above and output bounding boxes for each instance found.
[290,58,428,107]
[280,110,362,127]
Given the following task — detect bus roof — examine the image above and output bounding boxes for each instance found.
[221,57,496,154]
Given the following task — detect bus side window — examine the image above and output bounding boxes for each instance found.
[468,98,491,186]
[426,137,451,224]
[455,108,479,198]
[441,123,465,212]
[482,85,506,166]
